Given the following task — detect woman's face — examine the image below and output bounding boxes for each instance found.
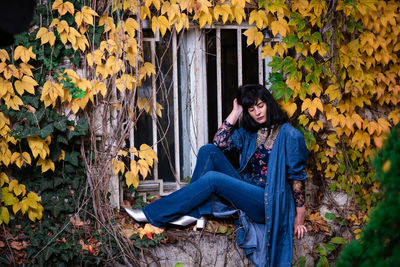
[248,99,267,124]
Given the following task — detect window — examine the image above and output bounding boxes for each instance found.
[131,25,272,197]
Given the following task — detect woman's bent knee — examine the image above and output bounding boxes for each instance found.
[202,171,227,190]
[198,144,220,155]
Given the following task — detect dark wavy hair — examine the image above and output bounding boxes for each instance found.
[237,84,288,132]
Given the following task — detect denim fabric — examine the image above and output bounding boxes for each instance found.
[142,144,265,227]
[230,123,308,267]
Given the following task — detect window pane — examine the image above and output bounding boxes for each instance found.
[155,32,175,182]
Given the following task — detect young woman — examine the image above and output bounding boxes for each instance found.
[126,84,308,267]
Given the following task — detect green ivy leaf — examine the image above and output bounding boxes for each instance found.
[75,118,89,134]
[303,57,316,71]
[270,81,293,102]
[316,247,327,256]
[54,119,67,131]
[284,35,298,48]
[39,124,54,139]
[65,151,79,167]
[330,236,347,245]
[296,256,306,267]
[269,72,283,83]
[316,256,329,267]
[325,212,336,220]
[57,135,69,145]
[324,243,336,251]
[267,56,284,72]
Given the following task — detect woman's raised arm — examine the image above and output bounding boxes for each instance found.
[226,98,243,125]
[213,99,243,149]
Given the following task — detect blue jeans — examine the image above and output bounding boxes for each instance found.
[143,144,265,227]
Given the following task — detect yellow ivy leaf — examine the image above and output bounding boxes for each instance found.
[141,62,156,78]
[99,15,115,32]
[27,204,44,222]
[19,63,34,77]
[0,78,14,98]
[140,5,152,20]
[377,118,391,134]
[0,147,12,167]
[14,76,38,95]
[243,27,263,47]
[2,187,18,206]
[116,74,135,93]
[4,94,24,111]
[270,18,289,37]
[0,207,10,224]
[0,49,10,62]
[19,198,29,214]
[135,223,164,239]
[52,0,75,16]
[37,158,55,173]
[382,160,391,173]
[26,192,41,207]
[261,44,275,59]
[87,49,104,67]
[327,133,339,148]
[11,152,31,169]
[112,158,125,175]
[324,84,341,101]
[72,34,89,52]
[373,134,383,149]
[199,10,213,28]
[156,102,163,118]
[81,6,98,26]
[0,172,9,187]
[0,63,17,80]
[308,120,323,132]
[100,39,119,55]
[56,20,70,35]
[351,130,371,149]
[67,27,81,46]
[57,150,65,162]
[129,147,139,157]
[75,11,84,27]
[139,144,158,167]
[232,5,246,25]
[388,109,400,125]
[13,46,36,63]
[123,0,139,12]
[125,18,138,37]
[175,13,189,33]
[91,80,107,97]
[8,179,27,196]
[137,159,150,179]
[301,98,323,117]
[125,170,139,188]
[280,101,297,118]
[214,4,232,24]
[351,113,363,130]
[36,28,56,47]
[249,10,268,29]
[158,16,171,37]
[130,160,139,176]
[40,81,64,107]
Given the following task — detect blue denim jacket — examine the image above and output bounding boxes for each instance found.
[223,123,308,267]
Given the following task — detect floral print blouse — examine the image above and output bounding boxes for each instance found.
[213,120,305,207]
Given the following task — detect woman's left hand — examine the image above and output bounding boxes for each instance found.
[294,206,307,239]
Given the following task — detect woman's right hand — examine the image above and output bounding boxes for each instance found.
[225,98,243,126]
[232,98,243,115]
